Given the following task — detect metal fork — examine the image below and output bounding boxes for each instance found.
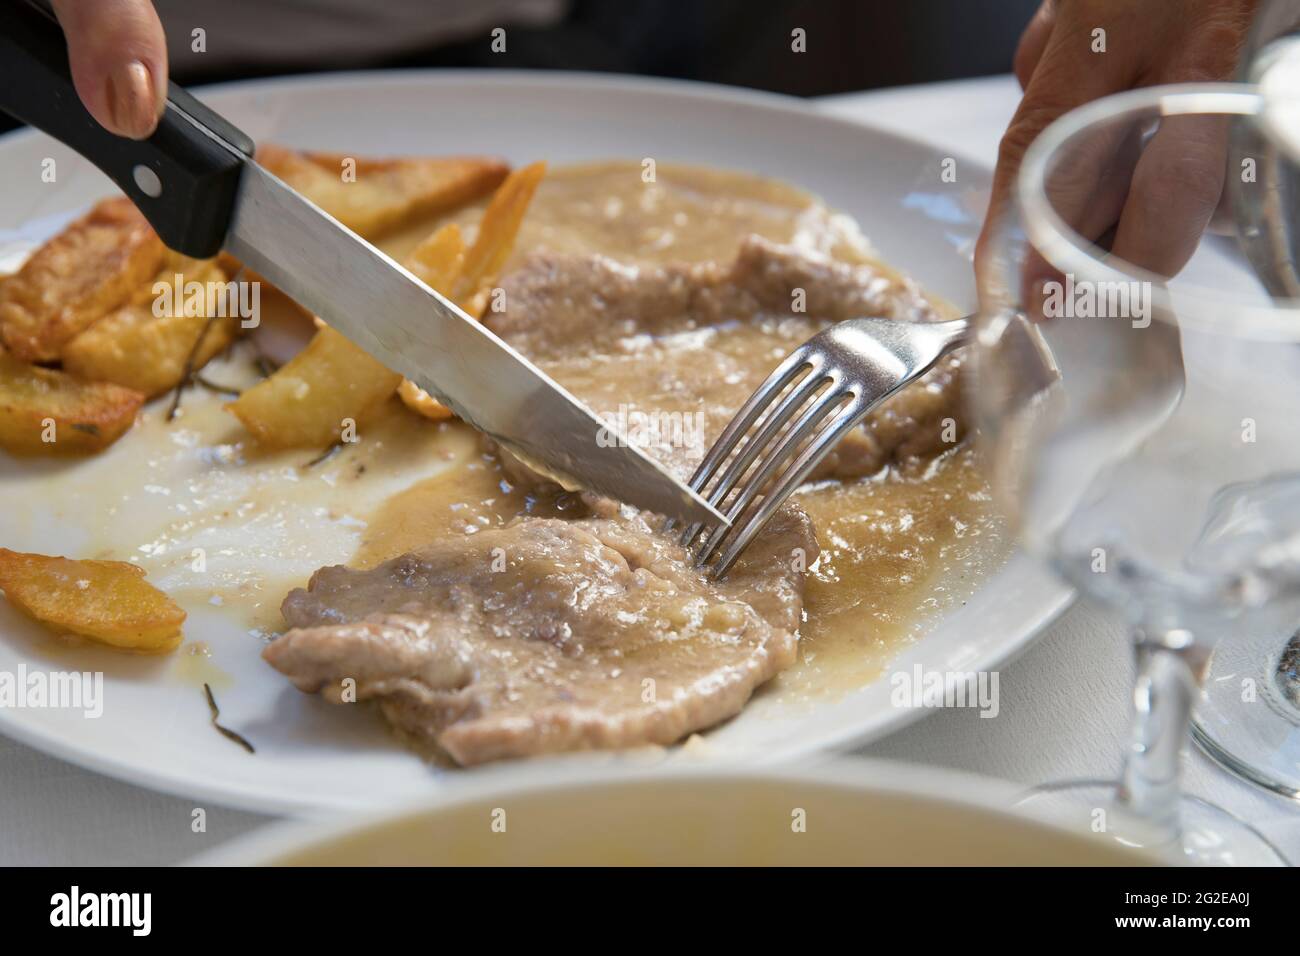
[673,314,971,577]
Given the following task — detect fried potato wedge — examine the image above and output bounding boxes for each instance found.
[0,549,184,653]
[451,161,547,312]
[226,324,402,448]
[0,198,165,362]
[394,223,466,421]
[396,378,455,421]
[62,256,240,397]
[397,164,547,421]
[256,144,508,240]
[406,221,466,292]
[0,350,143,454]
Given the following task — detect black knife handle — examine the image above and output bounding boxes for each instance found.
[0,0,255,257]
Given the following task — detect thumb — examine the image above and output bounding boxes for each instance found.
[50,0,168,140]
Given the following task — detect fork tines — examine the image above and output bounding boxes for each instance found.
[670,314,970,578]
[671,339,867,579]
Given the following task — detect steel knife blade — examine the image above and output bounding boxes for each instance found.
[224,162,728,528]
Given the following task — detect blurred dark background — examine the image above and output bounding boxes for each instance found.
[2,0,1041,134]
[164,0,1041,92]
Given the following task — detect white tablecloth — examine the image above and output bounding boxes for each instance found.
[1,75,1295,866]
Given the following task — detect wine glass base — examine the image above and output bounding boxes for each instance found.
[1192,632,1300,801]
[1015,780,1288,866]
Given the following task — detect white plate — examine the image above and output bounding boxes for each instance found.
[0,71,1073,815]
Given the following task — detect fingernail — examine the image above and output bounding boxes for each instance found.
[106,61,159,139]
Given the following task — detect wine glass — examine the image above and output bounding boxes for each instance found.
[1196,0,1300,802]
[972,83,1298,865]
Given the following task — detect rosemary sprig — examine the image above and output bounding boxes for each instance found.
[166,313,221,422]
[203,683,255,755]
[254,353,280,379]
[301,440,343,469]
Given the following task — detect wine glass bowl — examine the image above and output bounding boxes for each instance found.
[972,85,1300,864]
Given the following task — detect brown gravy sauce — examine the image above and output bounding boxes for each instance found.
[363,161,1004,697]
[383,160,878,270]
[356,435,1001,697]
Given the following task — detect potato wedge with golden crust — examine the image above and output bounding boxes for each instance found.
[396,378,455,421]
[397,164,547,421]
[226,325,402,448]
[0,198,165,362]
[406,222,466,293]
[0,549,184,653]
[256,145,508,240]
[393,223,466,421]
[451,161,547,312]
[62,257,240,397]
[0,350,144,455]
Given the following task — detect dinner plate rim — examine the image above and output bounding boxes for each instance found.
[0,68,1076,816]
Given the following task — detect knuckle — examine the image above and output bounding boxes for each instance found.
[1168,16,1252,81]
[997,102,1066,162]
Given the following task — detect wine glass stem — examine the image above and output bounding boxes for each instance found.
[1114,629,1205,844]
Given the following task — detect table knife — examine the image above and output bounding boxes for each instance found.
[0,0,728,529]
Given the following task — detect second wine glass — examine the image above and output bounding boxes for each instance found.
[973,84,1298,866]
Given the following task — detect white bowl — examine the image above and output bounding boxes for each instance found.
[191,759,1160,866]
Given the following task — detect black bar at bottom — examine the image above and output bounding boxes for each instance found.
[5,866,1283,940]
